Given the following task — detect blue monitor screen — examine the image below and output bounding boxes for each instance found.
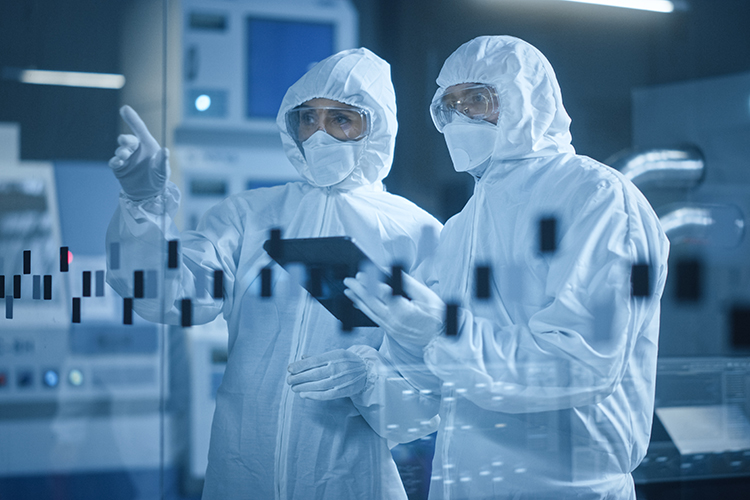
[246,18,335,118]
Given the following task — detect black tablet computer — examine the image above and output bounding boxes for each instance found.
[262,236,387,328]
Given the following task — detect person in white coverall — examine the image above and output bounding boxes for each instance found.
[344,36,670,499]
[105,48,442,499]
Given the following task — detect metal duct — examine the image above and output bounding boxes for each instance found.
[659,203,745,247]
[608,147,705,188]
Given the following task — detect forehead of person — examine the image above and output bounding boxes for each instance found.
[277,48,398,188]
[434,36,575,160]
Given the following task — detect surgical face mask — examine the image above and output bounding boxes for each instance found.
[302,130,364,187]
[443,119,497,172]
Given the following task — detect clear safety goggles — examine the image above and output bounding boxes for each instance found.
[286,105,369,143]
[430,83,500,132]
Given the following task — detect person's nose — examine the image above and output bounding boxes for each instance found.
[315,111,328,132]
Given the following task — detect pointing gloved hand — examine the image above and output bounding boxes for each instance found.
[344,271,446,349]
[108,105,171,200]
[287,349,369,400]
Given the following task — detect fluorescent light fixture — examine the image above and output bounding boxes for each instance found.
[17,69,125,89]
[558,0,674,12]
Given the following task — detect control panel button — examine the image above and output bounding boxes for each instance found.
[43,369,60,388]
[68,369,84,387]
[16,369,33,388]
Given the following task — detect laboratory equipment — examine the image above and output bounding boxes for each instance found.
[634,357,750,484]
[627,71,750,357]
[176,0,358,229]
[625,69,750,498]
[0,127,176,498]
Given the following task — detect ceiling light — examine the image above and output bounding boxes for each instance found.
[3,68,125,89]
[558,0,674,12]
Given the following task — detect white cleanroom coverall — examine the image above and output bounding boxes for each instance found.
[424,36,669,500]
[105,48,441,499]
[349,36,670,499]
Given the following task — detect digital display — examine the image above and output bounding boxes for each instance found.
[246,18,335,118]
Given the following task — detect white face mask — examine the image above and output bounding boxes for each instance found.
[302,131,364,187]
[443,119,497,172]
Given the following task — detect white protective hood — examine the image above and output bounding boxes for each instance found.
[277,47,397,190]
[432,35,575,165]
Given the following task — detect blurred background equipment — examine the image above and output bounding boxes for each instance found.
[2,0,750,499]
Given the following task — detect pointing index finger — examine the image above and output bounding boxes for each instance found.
[120,105,160,151]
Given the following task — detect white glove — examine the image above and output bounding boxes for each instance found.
[344,271,445,349]
[108,105,170,200]
[287,349,369,400]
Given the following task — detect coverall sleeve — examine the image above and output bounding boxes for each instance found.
[423,179,668,414]
[348,217,443,443]
[105,182,242,326]
[349,336,440,444]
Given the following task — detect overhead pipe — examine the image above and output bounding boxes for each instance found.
[608,146,705,189]
[658,203,745,248]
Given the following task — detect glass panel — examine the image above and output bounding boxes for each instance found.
[0,1,174,498]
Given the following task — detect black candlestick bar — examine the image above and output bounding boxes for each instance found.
[475,265,491,299]
[72,298,81,323]
[134,271,144,299]
[83,271,91,297]
[60,247,69,273]
[168,240,179,269]
[539,217,557,253]
[267,228,283,260]
[631,263,651,298]
[261,267,272,297]
[23,250,31,274]
[44,275,52,300]
[213,270,224,299]
[181,298,192,327]
[446,303,459,337]
[390,265,404,297]
[123,298,133,325]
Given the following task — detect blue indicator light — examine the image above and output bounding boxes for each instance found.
[43,369,60,388]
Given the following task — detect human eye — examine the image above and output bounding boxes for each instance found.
[300,110,317,126]
[447,100,460,112]
[332,111,352,125]
[470,92,485,104]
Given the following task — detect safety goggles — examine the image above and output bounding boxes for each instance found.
[430,83,499,132]
[286,105,369,143]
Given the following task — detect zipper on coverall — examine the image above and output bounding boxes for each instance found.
[275,190,332,500]
[440,179,482,499]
